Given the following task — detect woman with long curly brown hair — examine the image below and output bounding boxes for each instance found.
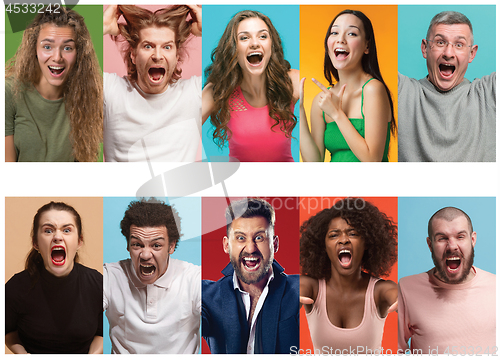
[202,10,299,162]
[5,6,103,162]
[300,198,398,352]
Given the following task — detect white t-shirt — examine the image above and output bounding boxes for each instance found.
[103,73,202,162]
[103,258,201,354]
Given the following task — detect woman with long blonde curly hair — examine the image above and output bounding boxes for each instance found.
[202,10,299,162]
[5,6,103,162]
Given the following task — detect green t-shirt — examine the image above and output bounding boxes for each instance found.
[5,80,74,162]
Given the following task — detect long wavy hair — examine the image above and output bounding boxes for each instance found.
[114,5,193,85]
[205,10,296,148]
[300,198,397,281]
[323,10,396,135]
[6,6,103,162]
[25,202,83,281]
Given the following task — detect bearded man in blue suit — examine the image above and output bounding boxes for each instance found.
[202,198,299,354]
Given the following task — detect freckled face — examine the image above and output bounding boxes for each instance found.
[131,26,178,94]
[325,217,365,275]
[327,14,368,71]
[35,210,82,277]
[128,225,175,285]
[36,24,77,97]
[236,17,272,77]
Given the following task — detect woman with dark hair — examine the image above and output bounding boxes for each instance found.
[300,198,397,351]
[5,202,103,354]
[202,10,299,162]
[300,10,395,162]
[5,7,103,162]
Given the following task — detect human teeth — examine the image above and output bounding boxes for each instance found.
[244,257,258,261]
[339,249,351,254]
[49,66,64,69]
[447,257,459,260]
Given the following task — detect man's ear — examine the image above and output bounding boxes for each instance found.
[273,235,279,253]
[426,237,432,252]
[130,49,136,65]
[468,45,478,63]
[169,241,176,255]
[223,236,229,254]
[421,39,428,59]
[471,231,477,248]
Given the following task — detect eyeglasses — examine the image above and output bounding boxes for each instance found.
[426,39,472,52]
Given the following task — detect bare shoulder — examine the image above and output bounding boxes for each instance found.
[374,278,397,303]
[374,278,397,292]
[363,78,387,96]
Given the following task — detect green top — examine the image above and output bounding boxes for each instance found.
[5,80,74,162]
[323,78,390,162]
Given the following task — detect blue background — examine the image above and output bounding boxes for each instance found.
[201,5,300,162]
[102,197,201,354]
[398,197,496,280]
[398,5,496,81]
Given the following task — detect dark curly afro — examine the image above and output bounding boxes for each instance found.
[300,198,397,280]
[120,198,182,250]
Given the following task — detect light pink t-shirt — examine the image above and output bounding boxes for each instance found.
[227,86,294,162]
[398,267,496,354]
[306,277,386,354]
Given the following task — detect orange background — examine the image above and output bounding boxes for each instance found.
[300,5,398,162]
[299,197,398,353]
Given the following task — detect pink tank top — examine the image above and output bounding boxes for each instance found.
[305,277,386,353]
[227,86,294,162]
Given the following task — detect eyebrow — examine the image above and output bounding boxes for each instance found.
[41,223,74,228]
[40,38,75,43]
[331,25,361,31]
[238,29,269,36]
[433,33,467,41]
[130,235,165,242]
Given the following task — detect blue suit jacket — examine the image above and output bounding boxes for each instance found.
[202,260,299,354]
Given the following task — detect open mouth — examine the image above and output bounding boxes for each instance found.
[140,264,156,277]
[338,249,352,268]
[439,63,456,78]
[247,52,263,66]
[334,48,349,60]
[48,65,65,76]
[241,255,262,271]
[148,67,166,83]
[51,246,66,266]
[446,256,461,272]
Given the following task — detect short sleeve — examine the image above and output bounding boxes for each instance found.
[5,275,20,334]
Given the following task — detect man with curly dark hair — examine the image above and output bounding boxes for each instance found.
[202,198,299,354]
[103,198,200,354]
[300,198,398,353]
[398,206,495,354]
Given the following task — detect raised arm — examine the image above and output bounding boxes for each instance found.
[103,5,120,36]
[186,5,202,37]
[299,78,325,162]
[5,331,28,354]
[202,83,215,125]
[313,78,390,162]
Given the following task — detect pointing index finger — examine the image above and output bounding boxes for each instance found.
[311,78,329,93]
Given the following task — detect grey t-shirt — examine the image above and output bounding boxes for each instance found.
[398,72,496,162]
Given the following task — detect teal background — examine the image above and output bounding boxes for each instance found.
[398,197,496,280]
[398,5,496,81]
[201,5,300,161]
[102,197,201,354]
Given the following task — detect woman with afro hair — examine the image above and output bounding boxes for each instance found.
[300,198,397,352]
